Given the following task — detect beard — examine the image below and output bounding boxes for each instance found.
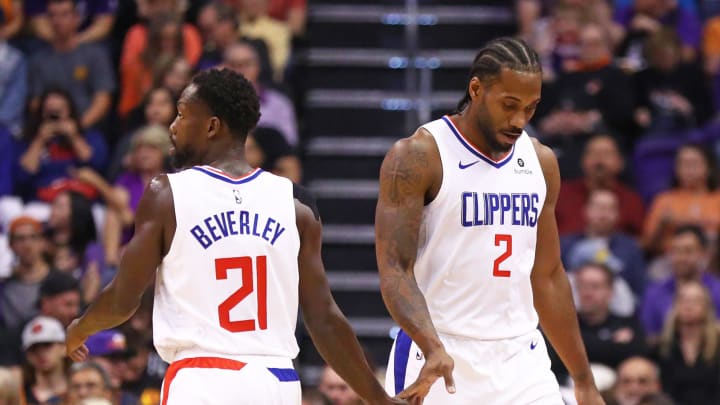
[170,145,195,170]
[476,104,513,154]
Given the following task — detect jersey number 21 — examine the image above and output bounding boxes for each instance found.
[215,256,268,332]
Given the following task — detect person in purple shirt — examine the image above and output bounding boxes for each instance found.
[71,125,171,268]
[614,0,701,68]
[640,224,720,341]
[25,0,117,44]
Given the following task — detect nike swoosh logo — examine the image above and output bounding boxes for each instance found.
[530,340,538,350]
[458,160,480,169]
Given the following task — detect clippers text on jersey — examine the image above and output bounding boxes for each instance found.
[460,192,540,227]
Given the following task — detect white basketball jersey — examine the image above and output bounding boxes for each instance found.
[415,116,547,340]
[154,166,301,363]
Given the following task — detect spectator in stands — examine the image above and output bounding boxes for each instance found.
[201,1,275,79]
[267,0,306,37]
[246,127,302,183]
[224,40,298,145]
[28,0,115,129]
[535,23,636,177]
[85,330,138,405]
[235,0,291,83]
[65,362,113,405]
[703,15,720,112]
[303,389,331,405]
[556,134,645,237]
[197,1,240,71]
[614,0,701,68]
[643,144,720,257]
[610,356,662,405]
[575,263,646,368]
[16,88,108,202]
[121,0,202,80]
[562,189,647,299]
[38,271,80,328]
[46,190,105,302]
[21,315,68,404]
[633,30,713,135]
[73,125,171,268]
[118,13,189,117]
[0,217,50,332]
[656,280,720,405]
[26,0,116,44]
[119,333,164,402]
[641,225,720,340]
[109,87,176,179]
[0,0,22,39]
[317,365,360,405]
[0,21,26,136]
[0,367,21,405]
[157,57,191,98]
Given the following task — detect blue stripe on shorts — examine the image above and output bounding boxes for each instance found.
[393,329,412,395]
[267,367,299,382]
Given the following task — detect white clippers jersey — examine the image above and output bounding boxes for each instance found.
[415,116,547,340]
[154,166,300,363]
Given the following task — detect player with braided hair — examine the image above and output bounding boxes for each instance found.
[377,37,604,404]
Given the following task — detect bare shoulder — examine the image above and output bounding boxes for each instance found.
[385,127,438,166]
[380,128,441,202]
[139,174,173,214]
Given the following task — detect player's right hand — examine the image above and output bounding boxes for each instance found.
[65,318,90,362]
[396,348,455,403]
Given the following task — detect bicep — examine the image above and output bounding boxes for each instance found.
[375,138,433,272]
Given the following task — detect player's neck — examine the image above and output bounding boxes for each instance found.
[203,143,253,177]
[451,113,502,160]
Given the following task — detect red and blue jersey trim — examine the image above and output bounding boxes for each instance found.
[192,166,263,184]
[441,115,515,169]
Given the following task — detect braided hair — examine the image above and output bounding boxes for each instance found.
[456,37,542,113]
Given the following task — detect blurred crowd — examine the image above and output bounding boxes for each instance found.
[2,0,720,404]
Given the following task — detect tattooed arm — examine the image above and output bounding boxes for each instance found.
[375,129,455,401]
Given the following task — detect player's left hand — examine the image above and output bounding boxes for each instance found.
[574,383,605,405]
[65,319,90,362]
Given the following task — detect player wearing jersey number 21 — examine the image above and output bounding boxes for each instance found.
[65,69,407,405]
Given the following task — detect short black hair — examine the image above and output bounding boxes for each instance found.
[40,271,80,298]
[456,37,542,112]
[191,68,260,141]
[674,224,708,248]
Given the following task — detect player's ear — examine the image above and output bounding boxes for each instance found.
[468,77,484,102]
[207,116,221,139]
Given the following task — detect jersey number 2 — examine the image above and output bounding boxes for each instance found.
[215,256,267,332]
[493,234,512,277]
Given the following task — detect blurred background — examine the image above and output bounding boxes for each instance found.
[2,0,720,404]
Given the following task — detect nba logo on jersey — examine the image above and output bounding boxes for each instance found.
[233,189,243,204]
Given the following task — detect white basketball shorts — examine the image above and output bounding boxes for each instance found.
[385,329,563,405]
[161,356,301,405]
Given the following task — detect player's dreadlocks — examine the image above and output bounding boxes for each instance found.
[456,37,542,113]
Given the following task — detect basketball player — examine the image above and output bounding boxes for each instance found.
[66,69,405,405]
[376,37,605,404]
